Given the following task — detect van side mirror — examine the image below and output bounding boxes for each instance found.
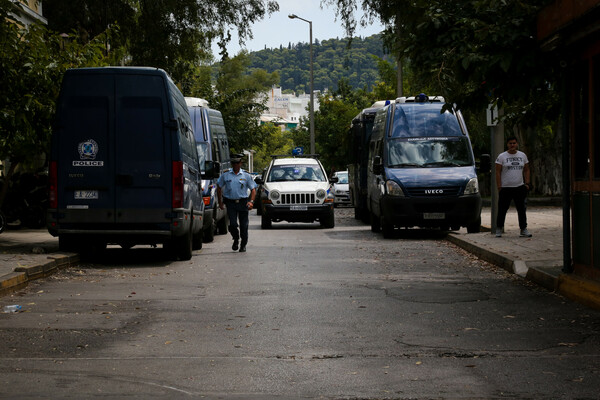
[373,155,383,175]
[202,160,220,179]
[478,154,491,174]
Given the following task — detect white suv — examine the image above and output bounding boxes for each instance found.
[255,156,336,229]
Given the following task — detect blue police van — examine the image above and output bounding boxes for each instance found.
[367,94,490,237]
[186,97,230,242]
[47,67,204,260]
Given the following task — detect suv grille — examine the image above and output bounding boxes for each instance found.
[281,193,317,204]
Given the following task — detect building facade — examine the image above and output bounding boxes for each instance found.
[260,86,320,131]
[538,0,600,280]
[9,0,47,26]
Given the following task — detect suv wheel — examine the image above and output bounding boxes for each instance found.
[261,214,272,229]
[320,211,335,228]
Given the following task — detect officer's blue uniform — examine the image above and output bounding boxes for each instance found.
[217,168,257,249]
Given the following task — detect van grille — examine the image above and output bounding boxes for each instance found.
[281,193,317,204]
[405,186,461,197]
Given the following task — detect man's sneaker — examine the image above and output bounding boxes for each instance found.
[520,228,532,238]
[232,240,239,251]
[495,228,503,238]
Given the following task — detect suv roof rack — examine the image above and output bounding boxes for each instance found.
[270,154,320,159]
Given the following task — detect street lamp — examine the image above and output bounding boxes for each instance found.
[288,13,315,155]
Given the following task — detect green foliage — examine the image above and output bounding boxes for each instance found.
[44,0,280,85]
[247,34,389,93]
[0,0,112,204]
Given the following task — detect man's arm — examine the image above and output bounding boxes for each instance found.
[523,162,531,188]
[495,163,503,191]
[217,186,224,210]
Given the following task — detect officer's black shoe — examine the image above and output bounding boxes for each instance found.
[239,246,246,252]
[232,240,239,251]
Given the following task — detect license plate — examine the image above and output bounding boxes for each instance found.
[74,190,98,200]
[290,205,307,211]
[423,212,445,220]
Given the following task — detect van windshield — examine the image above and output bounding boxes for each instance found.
[268,164,326,182]
[196,143,209,168]
[392,104,462,137]
[387,137,473,167]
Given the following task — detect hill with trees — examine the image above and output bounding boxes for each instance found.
[247,34,391,93]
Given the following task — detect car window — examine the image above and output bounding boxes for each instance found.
[267,164,326,182]
[335,172,348,184]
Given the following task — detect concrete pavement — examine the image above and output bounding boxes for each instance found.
[1,206,600,310]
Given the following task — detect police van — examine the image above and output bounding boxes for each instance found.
[186,97,230,242]
[367,94,490,237]
[47,67,204,260]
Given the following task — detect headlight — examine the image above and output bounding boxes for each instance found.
[270,190,280,201]
[385,180,404,196]
[316,189,327,199]
[464,177,479,194]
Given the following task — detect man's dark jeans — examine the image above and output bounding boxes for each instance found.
[496,185,528,229]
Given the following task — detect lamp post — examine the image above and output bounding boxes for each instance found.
[288,13,315,155]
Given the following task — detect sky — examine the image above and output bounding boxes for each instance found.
[211,0,385,57]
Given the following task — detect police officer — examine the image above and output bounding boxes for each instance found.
[217,153,257,252]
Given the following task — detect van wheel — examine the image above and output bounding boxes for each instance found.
[173,229,193,261]
[381,219,394,238]
[193,229,203,250]
[370,212,381,232]
[216,209,228,235]
[261,214,272,229]
[467,217,481,233]
[203,212,215,243]
[59,235,79,252]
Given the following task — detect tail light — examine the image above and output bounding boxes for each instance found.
[49,161,58,209]
[203,196,211,206]
[172,161,184,208]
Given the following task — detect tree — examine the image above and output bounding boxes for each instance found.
[0,0,112,207]
[188,52,279,156]
[44,0,280,84]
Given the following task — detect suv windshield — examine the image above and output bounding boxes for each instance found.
[387,137,473,167]
[267,164,326,182]
[336,172,348,183]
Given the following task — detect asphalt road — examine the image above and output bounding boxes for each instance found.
[1,208,599,399]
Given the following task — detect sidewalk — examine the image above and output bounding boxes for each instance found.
[448,206,600,310]
[0,228,79,296]
[1,208,599,310]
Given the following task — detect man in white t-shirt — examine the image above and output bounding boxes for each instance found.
[495,136,532,238]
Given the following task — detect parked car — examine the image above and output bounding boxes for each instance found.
[330,170,350,207]
[186,97,230,242]
[47,67,204,260]
[255,155,337,229]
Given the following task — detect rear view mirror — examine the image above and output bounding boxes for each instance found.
[202,160,220,179]
[373,156,383,175]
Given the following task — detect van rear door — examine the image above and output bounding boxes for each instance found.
[55,71,172,228]
[114,74,171,225]
[56,72,114,226]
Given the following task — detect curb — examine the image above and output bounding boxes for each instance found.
[0,253,80,297]
[447,234,600,311]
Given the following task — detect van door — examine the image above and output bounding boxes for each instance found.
[114,74,171,224]
[56,73,115,225]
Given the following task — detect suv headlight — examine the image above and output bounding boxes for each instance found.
[464,177,479,195]
[270,189,280,201]
[385,180,405,196]
[316,189,327,200]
